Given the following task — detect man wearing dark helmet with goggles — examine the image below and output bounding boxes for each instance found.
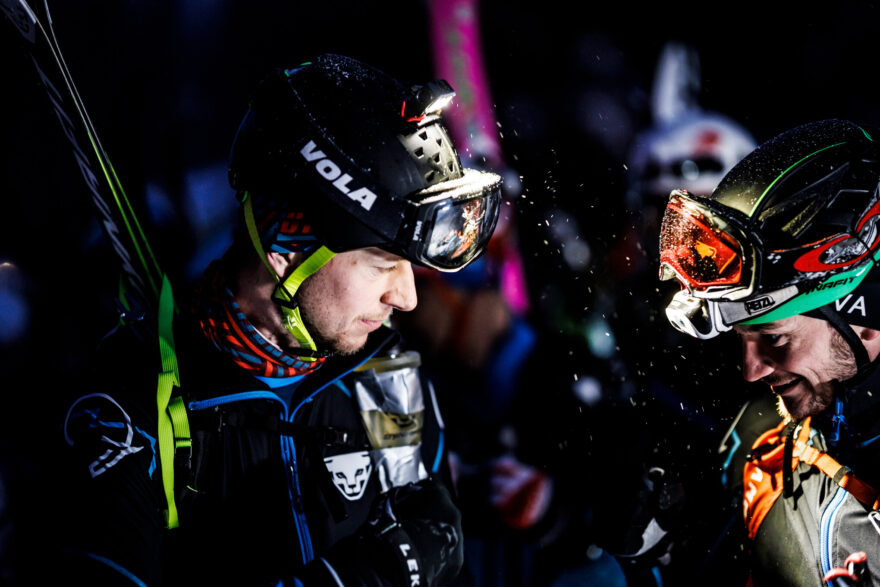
[659,119,880,584]
[59,54,501,586]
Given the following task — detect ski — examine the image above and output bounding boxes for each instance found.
[1,0,164,319]
[3,0,187,528]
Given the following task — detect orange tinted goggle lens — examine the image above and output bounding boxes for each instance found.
[660,200,743,289]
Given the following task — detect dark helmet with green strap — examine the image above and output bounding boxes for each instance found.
[227,54,502,357]
[658,119,880,368]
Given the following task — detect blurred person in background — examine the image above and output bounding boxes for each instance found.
[394,2,627,585]
[593,41,760,585]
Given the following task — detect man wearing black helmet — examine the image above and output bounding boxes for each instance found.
[658,119,880,584]
[57,54,501,586]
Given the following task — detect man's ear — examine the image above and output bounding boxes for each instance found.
[266,252,301,279]
[857,326,880,362]
[859,327,880,342]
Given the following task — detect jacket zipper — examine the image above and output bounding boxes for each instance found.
[190,338,390,567]
[819,486,848,578]
[281,428,311,564]
[186,392,310,561]
[285,349,381,565]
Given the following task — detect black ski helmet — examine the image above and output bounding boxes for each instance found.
[659,119,880,348]
[227,54,502,355]
[228,53,502,272]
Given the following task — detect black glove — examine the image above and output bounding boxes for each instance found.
[368,478,464,585]
[302,478,463,586]
[613,467,684,572]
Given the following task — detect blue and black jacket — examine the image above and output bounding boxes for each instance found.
[58,315,451,586]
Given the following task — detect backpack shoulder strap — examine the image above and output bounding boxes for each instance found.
[796,433,880,510]
[155,275,191,529]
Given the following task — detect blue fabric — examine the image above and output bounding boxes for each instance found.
[720,431,741,486]
[71,409,158,478]
[84,552,148,587]
[819,486,848,577]
[486,317,537,411]
[257,374,308,406]
[188,391,287,415]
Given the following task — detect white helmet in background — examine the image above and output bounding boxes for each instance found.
[626,42,757,207]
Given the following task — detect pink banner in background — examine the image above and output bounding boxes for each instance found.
[427,0,530,315]
[427,0,504,170]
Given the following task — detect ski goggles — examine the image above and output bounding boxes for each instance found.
[659,189,880,338]
[659,190,806,338]
[659,190,758,339]
[402,169,501,271]
[659,190,755,298]
[268,132,502,272]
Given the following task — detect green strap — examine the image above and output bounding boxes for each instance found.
[240,190,336,354]
[156,274,185,529]
[241,192,279,282]
[169,395,192,452]
[274,246,336,351]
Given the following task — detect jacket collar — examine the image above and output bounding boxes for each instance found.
[177,311,399,402]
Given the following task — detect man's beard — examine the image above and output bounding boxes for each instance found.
[776,327,858,421]
[295,276,378,357]
[296,304,360,357]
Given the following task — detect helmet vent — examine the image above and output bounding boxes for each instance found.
[398,120,464,187]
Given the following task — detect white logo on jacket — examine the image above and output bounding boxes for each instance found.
[324,451,373,500]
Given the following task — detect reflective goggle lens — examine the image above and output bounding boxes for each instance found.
[660,197,743,289]
[423,186,500,269]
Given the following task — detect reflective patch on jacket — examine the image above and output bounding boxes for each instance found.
[351,351,428,492]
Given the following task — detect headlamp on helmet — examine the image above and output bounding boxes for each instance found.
[228,55,501,273]
[658,120,880,340]
[227,55,503,358]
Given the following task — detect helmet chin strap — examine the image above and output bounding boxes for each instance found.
[241,192,336,360]
[272,246,336,355]
[815,304,871,375]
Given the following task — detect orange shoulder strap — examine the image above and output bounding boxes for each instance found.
[742,420,788,539]
[744,418,880,540]
[796,434,880,511]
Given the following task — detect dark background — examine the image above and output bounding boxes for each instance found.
[2,0,880,584]
[5,0,880,333]
[3,0,878,373]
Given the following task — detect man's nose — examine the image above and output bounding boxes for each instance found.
[741,339,775,382]
[382,261,417,312]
